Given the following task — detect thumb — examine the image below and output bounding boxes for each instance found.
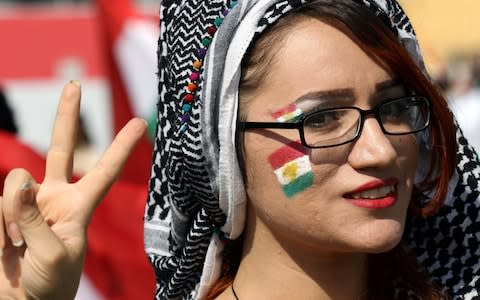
[13,181,66,259]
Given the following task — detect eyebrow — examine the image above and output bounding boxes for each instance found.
[295,89,354,103]
[375,79,402,91]
[294,79,402,104]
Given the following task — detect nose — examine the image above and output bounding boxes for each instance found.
[347,116,397,170]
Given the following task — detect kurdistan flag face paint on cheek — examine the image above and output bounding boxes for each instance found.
[268,141,314,198]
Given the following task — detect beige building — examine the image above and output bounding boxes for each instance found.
[400,0,480,73]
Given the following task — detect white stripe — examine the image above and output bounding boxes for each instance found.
[144,222,171,232]
[145,247,172,257]
[273,155,312,185]
[114,19,159,119]
[276,108,303,122]
[75,274,105,300]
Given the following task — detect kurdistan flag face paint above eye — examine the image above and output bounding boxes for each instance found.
[268,141,314,198]
[272,103,303,122]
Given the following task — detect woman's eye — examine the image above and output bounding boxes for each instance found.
[382,100,414,120]
[305,111,341,129]
[383,103,404,116]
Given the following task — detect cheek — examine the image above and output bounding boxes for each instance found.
[243,134,277,190]
[310,145,349,165]
[394,135,419,175]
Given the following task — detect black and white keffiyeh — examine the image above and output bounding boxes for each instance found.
[144,0,480,299]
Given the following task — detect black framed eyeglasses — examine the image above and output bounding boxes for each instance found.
[239,96,431,148]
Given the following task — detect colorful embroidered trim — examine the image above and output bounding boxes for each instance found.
[272,103,303,123]
[268,141,314,198]
[178,0,238,133]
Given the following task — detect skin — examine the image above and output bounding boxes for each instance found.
[217,19,418,299]
[0,81,146,299]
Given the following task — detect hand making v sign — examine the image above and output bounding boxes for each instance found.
[0,81,146,299]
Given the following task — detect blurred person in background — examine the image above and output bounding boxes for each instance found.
[431,64,450,93]
[446,55,480,153]
[473,53,480,87]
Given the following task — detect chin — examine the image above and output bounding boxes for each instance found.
[363,237,402,254]
[351,221,405,254]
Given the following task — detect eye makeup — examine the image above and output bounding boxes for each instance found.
[296,89,355,108]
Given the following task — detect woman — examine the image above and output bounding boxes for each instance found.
[145,0,478,299]
[0,1,478,300]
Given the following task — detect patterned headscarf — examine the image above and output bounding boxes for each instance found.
[144,0,480,299]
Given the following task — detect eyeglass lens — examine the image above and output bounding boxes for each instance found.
[303,97,429,147]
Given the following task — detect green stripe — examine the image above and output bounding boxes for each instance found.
[147,111,157,141]
[286,114,303,123]
[282,172,314,198]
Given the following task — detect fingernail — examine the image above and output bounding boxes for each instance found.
[20,181,35,206]
[20,181,32,192]
[8,223,24,248]
[70,80,81,88]
[12,239,24,247]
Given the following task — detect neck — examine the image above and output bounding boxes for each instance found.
[229,212,368,300]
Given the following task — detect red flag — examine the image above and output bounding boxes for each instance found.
[82,1,159,299]
[95,0,159,185]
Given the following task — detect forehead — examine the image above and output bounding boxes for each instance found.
[248,18,393,111]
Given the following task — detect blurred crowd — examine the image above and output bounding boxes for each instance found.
[434,53,480,153]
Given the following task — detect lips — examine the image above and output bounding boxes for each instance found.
[350,185,395,199]
[343,177,398,209]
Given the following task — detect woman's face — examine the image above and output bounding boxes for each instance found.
[242,19,419,254]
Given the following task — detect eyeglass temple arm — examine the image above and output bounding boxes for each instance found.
[239,121,300,130]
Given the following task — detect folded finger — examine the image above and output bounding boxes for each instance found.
[45,81,81,182]
[15,181,66,263]
[2,169,37,249]
[3,170,65,265]
[76,118,147,222]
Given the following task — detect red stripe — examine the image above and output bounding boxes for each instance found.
[268,141,308,170]
[271,104,297,119]
[96,0,138,44]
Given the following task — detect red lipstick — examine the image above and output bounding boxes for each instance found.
[344,177,398,209]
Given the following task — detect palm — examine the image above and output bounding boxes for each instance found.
[0,82,146,299]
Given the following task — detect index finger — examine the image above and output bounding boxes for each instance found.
[45,81,81,182]
[76,118,147,222]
